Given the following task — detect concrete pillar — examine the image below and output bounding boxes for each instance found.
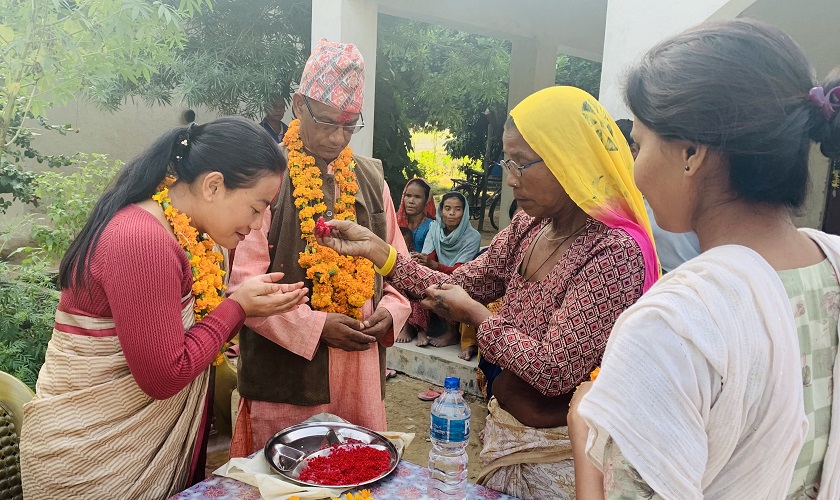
[311,0,379,156]
[598,0,757,119]
[499,37,558,227]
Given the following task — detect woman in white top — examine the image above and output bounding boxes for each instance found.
[570,18,840,499]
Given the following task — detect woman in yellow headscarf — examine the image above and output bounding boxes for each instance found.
[320,86,658,499]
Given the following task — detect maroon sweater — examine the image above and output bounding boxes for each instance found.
[55,205,245,399]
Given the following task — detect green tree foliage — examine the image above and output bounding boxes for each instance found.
[377,15,510,167]
[0,0,209,212]
[29,154,122,261]
[0,259,59,390]
[110,0,312,119]
[556,54,602,98]
[372,55,422,201]
[375,15,602,187]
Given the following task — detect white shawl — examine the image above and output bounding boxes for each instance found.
[579,228,840,499]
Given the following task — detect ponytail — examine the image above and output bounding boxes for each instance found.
[58,116,283,290]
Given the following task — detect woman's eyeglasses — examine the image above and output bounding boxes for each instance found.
[500,158,543,177]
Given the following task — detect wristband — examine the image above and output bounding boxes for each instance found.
[374,245,398,276]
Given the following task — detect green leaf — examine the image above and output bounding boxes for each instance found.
[0,24,15,43]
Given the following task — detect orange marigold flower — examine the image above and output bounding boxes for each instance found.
[152,176,228,362]
[284,118,374,320]
[301,220,316,234]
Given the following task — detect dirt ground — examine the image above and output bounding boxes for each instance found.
[383,373,488,482]
[206,373,489,482]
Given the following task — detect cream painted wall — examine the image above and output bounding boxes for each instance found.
[498,37,561,228]
[311,0,379,157]
[598,0,757,119]
[3,101,217,224]
[378,0,607,61]
[598,0,837,228]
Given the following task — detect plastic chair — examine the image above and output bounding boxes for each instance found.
[0,371,34,500]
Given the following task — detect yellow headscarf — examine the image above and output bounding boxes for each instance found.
[510,86,659,290]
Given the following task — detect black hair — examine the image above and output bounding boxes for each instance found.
[625,18,840,209]
[615,118,634,147]
[59,116,284,290]
[440,191,467,211]
[405,178,431,201]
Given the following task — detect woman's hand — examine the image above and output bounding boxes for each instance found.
[317,219,391,267]
[412,252,438,270]
[420,284,491,326]
[228,272,309,317]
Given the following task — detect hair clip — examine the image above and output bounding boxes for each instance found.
[808,86,840,121]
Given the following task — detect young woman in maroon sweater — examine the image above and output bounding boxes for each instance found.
[19,117,308,500]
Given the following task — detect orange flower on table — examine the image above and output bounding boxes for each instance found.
[153,176,228,365]
[331,490,376,500]
[283,119,375,320]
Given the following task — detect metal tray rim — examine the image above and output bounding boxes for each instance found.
[263,421,400,489]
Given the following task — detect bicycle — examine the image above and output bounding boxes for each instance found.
[449,167,508,230]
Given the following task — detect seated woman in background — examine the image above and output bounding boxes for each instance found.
[570,19,840,499]
[413,191,482,355]
[395,177,436,344]
[19,117,308,499]
[319,86,658,499]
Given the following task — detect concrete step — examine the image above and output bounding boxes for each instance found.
[386,341,481,397]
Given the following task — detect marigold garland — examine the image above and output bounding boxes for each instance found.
[290,492,375,500]
[283,118,375,320]
[333,491,375,500]
[153,177,228,365]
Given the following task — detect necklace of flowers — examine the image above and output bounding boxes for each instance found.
[283,118,375,320]
[152,176,228,366]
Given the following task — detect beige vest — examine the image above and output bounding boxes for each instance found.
[238,150,388,405]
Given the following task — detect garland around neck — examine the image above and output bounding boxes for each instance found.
[283,118,375,320]
[152,176,228,366]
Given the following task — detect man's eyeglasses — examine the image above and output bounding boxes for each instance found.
[500,158,543,177]
[303,96,365,134]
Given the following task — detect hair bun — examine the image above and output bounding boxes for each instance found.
[819,114,840,161]
[815,72,840,161]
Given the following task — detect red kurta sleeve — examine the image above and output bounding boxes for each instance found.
[97,210,244,399]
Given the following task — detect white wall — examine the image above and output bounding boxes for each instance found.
[598,0,758,119]
[379,0,607,61]
[2,100,213,252]
[498,36,560,228]
[311,0,379,157]
[27,100,212,162]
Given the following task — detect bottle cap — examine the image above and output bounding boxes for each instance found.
[444,377,460,390]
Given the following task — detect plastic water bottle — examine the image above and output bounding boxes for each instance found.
[428,376,470,499]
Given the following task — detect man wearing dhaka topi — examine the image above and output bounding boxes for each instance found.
[228,39,411,457]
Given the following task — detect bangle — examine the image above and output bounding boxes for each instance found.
[374,245,397,276]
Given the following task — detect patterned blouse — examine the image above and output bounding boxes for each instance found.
[388,212,646,396]
[600,259,839,499]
